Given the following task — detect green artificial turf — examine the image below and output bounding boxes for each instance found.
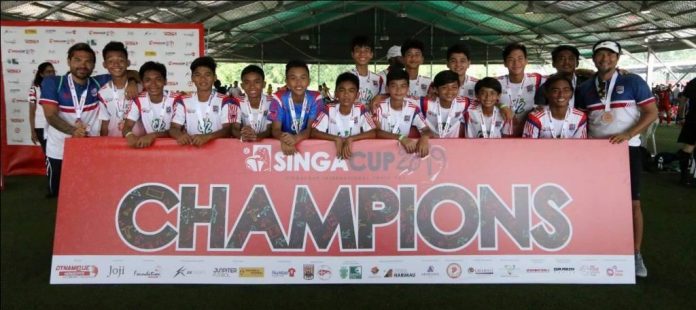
[2,126,694,309]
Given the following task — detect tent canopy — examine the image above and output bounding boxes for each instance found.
[2,1,695,64]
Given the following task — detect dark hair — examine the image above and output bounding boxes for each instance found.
[432,70,460,88]
[475,77,502,95]
[335,72,360,91]
[285,59,309,77]
[543,74,574,94]
[33,62,54,86]
[387,65,409,85]
[502,42,527,60]
[446,43,471,61]
[401,39,425,57]
[241,64,265,80]
[67,43,96,61]
[351,35,373,52]
[551,45,580,64]
[139,61,167,81]
[190,56,216,73]
[102,41,128,60]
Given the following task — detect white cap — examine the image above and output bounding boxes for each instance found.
[593,40,621,54]
[387,45,402,59]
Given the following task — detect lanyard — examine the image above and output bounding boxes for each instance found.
[287,94,308,134]
[507,75,527,113]
[596,71,618,112]
[110,81,128,118]
[546,107,571,139]
[67,74,90,121]
[196,90,215,127]
[436,98,457,137]
[334,106,355,137]
[479,107,498,138]
[146,91,168,131]
[244,95,267,133]
[386,98,407,134]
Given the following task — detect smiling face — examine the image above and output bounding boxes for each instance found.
[504,49,527,76]
[403,48,424,70]
[351,46,373,67]
[68,50,96,81]
[142,69,165,99]
[593,49,619,75]
[476,87,500,108]
[241,71,265,101]
[545,78,573,108]
[553,50,578,75]
[388,79,409,102]
[191,65,215,92]
[335,80,358,107]
[103,50,129,78]
[447,53,470,77]
[437,81,459,104]
[285,66,310,99]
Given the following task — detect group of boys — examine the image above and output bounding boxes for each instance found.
[38,36,664,279]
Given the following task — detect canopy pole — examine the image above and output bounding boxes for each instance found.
[485,44,490,76]
[430,24,434,77]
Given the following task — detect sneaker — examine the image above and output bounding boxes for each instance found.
[635,253,648,278]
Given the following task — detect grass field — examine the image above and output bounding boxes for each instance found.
[2,126,694,309]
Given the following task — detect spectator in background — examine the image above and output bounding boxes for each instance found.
[228,80,243,97]
[214,79,228,94]
[28,62,56,155]
[676,78,696,186]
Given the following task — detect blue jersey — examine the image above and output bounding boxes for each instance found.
[268,89,324,134]
[575,72,655,146]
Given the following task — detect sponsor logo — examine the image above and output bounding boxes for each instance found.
[553,267,576,274]
[124,41,138,46]
[173,266,205,278]
[163,31,177,36]
[12,98,29,103]
[239,267,264,278]
[500,264,519,277]
[317,265,332,280]
[6,69,21,74]
[4,29,17,34]
[47,59,60,65]
[166,81,179,86]
[212,267,237,277]
[7,49,34,54]
[14,128,21,134]
[165,51,176,56]
[168,61,188,66]
[243,144,349,172]
[4,39,17,44]
[25,39,39,44]
[447,263,462,279]
[25,29,37,34]
[127,31,134,36]
[579,265,600,276]
[145,51,157,57]
[87,39,98,46]
[183,32,195,37]
[467,267,494,275]
[271,269,290,278]
[525,268,550,274]
[184,52,196,57]
[288,267,296,277]
[606,265,624,277]
[107,265,125,278]
[339,266,362,279]
[55,265,99,278]
[9,88,22,93]
[49,39,76,44]
[6,57,19,64]
[64,30,75,35]
[303,264,314,280]
[421,265,440,277]
[10,118,25,123]
[384,268,415,278]
[149,40,175,47]
[89,30,115,36]
[616,85,624,95]
[8,79,21,84]
[133,266,162,278]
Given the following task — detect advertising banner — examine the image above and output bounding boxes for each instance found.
[51,138,635,284]
[0,20,203,175]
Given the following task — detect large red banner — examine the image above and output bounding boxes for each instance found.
[51,138,635,284]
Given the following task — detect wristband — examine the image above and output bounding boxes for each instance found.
[125,131,135,137]
[398,134,407,141]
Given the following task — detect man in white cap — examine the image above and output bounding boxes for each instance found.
[575,39,658,278]
[377,45,403,94]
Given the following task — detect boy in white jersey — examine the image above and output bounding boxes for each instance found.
[374,68,431,157]
[97,41,141,137]
[169,56,233,146]
[401,39,432,98]
[523,75,587,139]
[497,43,545,136]
[312,72,376,159]
[348,36,383,107]
[123,61,175,148]
[446,43,478,101]
[421,70,471,138]
[464,77,512,138]
[230,65,273,142]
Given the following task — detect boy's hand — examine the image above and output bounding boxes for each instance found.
[416,138,430,158]
[280,142,297,155]
[342,137,353,159]
[137,135,156,148]
[241,126,257,141]
[400,137,417,153]
[280,132,296,146]
[176,133,192,145]
[334,138,344,159]
[191,134,211,146]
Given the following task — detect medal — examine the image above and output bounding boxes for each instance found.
[287,94,308,134]
[596,71,618,126]
[601,111,614,124]
[67,74,90,124]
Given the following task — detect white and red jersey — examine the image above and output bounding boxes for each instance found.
[98,81,141,137]
[229,94,273,134]
[458,75,479,101]
[408,75,432,98]
[171,91,233,135]
[28,85,47,129]
[421,96,471,138]
[126,91,178,135]
[350,68,383,104]
[312,103,376,137]
[464,104,512,138]
[497,73,545,118]
[377,68,389,94]
[373,97,428,135]
[522,106,587,139]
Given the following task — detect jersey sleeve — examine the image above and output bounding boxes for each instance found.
[522,113,541,138]
[501,119,513,137]
[219,96,235,125]
[632,75,657,106]
[359,106,376,131]
[171,96,186,126]
[98,92,111,121]
[268,97,284,123]
[574,83,589,111]
[312,111,329,132]
[28,86,37,105]
[412,106,428,131]
[92,74,112,88]
[125,98,141,122]
[39,76,59,106]
[574,113,588,139]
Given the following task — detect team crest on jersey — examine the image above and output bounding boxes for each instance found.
[142,108,151,113]
[495,121,502,127]
[569,124,576,131]
[616,85,624,94]
[353,117,358,124]
[91,88,98,96]
[166,107,172,113]
[468,89,474,96]
[455,112,462,118]
[212,105,219,112]
[372,81,378,86]
[421,85,427,90]
[526,85,534,93]
[186,109,196,113]
[404,115,411,122]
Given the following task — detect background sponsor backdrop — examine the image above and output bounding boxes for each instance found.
[0,20,204,175]
[51,139,635,284]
